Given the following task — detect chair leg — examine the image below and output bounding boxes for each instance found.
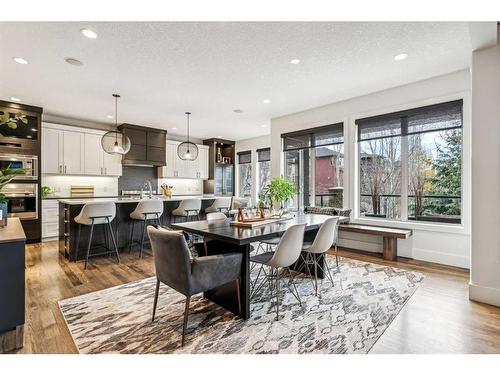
[313,254,319,296]
[107,218,120,264]
[181,296,191,347]
[103,223,109,256]
[75,224,81,257]
[335,245,339,268]
[140,219,147,258]
[152,279,160,322]
[323,254,335,287]
[129,220,135,253]
[285,267,302,306]
[84,221,95,270]
[275,268,280,321]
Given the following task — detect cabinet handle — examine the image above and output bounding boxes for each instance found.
[101,167,103,175]
[104,167,107,175]
[64,165,67,174]
[59,165,62,174]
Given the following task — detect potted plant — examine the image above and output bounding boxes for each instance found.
[0,167,27,226]
[264,177,296,217]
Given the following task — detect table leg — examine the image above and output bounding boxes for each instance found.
[383,237,397,260]
[202,240,250,320]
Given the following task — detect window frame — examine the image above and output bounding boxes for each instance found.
[355,99,465,227]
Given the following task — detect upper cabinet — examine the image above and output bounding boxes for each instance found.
[159,140,209,179]
[42,123,122,176]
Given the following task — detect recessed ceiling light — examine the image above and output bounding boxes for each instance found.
[10,97,21,102]
[290,59,300,64]
[26,135,32,139]
[172,127,177,130]
[31,128,37,132]
[80,28,98,39]
[106,115,114,119]
[263,99,271,104]
[13,57,28,65]
[233,109,243,113]
[65,57,83,66]
[394,53,408,61]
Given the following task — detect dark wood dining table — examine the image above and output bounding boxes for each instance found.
[171,213,341,320]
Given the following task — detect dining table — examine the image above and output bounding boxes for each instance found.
[171,213,344,320]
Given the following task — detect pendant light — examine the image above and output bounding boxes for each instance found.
[177,111,199,161]
[101,94,131,155]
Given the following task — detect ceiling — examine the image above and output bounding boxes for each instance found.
[0,22,491,140]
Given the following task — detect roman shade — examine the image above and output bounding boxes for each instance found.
[282,123,344,151]
[356,99,463,142]
[257,148,271,162]
[237,151,251,164]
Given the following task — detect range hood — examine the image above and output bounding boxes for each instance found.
[118,123,167,167]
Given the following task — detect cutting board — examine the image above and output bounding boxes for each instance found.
[70,185,95,198]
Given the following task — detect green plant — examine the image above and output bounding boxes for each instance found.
[265,176,296,209]
[41,186,54,199]
[0,167,27,204]
[0,111,28,129]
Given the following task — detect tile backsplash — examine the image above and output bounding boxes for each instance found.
[158,178,203,195]
[42,175,118,197]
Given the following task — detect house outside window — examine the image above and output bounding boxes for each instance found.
[237,151,252,198]
[356,99,463,224]
[282,123,344,210]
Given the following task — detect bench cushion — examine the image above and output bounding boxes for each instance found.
[304,206,352,222]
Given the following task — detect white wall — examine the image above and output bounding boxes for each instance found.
[42,175,118,197]
[469,29,500,306]
[270,69,471,268]
[235,135,271,204]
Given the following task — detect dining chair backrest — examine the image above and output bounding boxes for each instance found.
[133,199,164,217]
[206,212,227,221]
[147,226,192,296]
[212,197,232,210]
[267,223,306,268]
[306,217,339,254]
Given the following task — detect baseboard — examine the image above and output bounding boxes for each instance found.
[469,282,500,307]
[411,247,470,269]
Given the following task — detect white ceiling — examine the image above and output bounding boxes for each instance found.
[0,22,488,140]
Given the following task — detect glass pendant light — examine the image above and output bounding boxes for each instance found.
[101,94,131,155]
[177,111,199,161]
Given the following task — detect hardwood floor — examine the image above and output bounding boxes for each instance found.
[15,241,500,354]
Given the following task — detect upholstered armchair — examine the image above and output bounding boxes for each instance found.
[147,226,243,347]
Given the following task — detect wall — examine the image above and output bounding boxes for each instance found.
[42,175,118,197]
[235,135,271,204]
[469,28,500,306]
[270,69,471,268]
[118,166,158,193]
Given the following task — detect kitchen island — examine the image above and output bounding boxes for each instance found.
[58,195,218,261]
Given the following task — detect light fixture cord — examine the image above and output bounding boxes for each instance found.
[115,95,118,143]
[186,112,190,152]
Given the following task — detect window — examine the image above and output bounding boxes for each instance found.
[237,151,252,198]
[257,148,271,197]
[357,100,463,224]
[282,123,344,210]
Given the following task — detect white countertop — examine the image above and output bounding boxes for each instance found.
[57,195,217,205]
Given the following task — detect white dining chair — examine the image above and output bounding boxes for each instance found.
[250,223,306,320]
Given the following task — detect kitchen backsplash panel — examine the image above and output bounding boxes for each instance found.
[158,178,203,196]
[42,175,118,197]
[118,166,158,193]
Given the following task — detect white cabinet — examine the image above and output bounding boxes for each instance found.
[42,127,62,174]
[42,199,59,241]
[159,141,209,179]
[84,133,122,176]
[42,123,122,177]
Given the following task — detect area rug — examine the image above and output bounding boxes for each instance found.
[59,256,424,354]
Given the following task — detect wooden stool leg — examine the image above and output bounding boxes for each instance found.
[383,237,397,260]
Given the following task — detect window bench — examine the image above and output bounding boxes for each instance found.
[338,224,412,260]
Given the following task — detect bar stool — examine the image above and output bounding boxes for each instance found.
[205,197,232,214]
[129,199,164,258]
[74,201,120,269]
[171,198,202,223]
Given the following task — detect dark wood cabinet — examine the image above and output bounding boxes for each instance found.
[203,138,235,196]
[118,124,167,166]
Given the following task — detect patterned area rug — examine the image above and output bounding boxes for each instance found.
[59,256,424,354]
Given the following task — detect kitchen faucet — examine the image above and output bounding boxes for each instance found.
[141,179,153,199]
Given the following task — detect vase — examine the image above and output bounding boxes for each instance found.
[0,202,8,227]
